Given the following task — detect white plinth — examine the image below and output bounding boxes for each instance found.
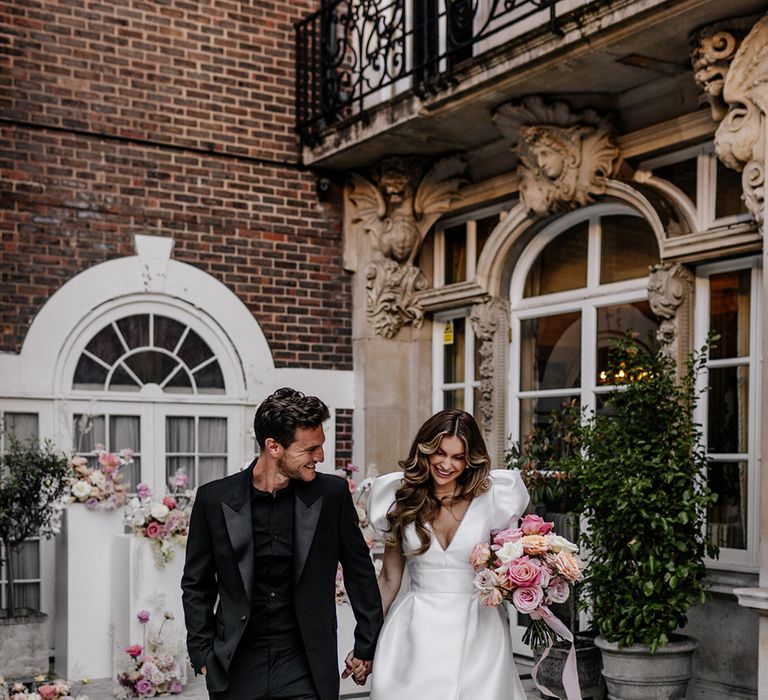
[54,506,125,680]
[336,602,371,696]
[112,535,186,661]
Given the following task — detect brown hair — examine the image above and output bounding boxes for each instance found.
[386,409,491,555]
[253,387,330,449]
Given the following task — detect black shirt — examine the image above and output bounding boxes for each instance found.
[244,480,298,640]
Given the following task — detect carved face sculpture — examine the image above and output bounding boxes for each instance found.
[380,215,420,263]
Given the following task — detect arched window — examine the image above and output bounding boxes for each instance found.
[510,204,660,439]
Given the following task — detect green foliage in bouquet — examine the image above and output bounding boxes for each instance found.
[0,437,70,617]
[573,334,718,652]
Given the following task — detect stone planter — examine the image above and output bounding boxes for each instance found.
[0,609,50,679]
[535,635,605,700]
[595,634,699,700]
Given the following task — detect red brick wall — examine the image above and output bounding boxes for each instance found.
[0,0,351,369]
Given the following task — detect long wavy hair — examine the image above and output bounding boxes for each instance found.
[386,409,492,555]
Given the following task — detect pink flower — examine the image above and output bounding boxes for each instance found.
[469,542,492,571]
[162,495,177,509]
[125,644,144,657]
[347,478,357,494]
[478,586,504,606]
[136,483,152,499]
[547,577,570,604]
[170,680,183,694]
[493,528,523,546]
[37,685,58,700]
[520,515,554,535]
[137,610,150,624]
[520,514,554,536]
[99,451,121,473]
[120,448,135,461]
[512,585,544,614]
[145,521,162,539]
[135,679,153,695]
[550,551,582,582]
[506,555,543,588]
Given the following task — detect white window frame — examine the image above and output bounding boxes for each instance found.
[432,307,479,413]
[695,256,762,572]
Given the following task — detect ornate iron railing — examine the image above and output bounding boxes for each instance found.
[295,0,568,145]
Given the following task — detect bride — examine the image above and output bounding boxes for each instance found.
[365,408,530,699]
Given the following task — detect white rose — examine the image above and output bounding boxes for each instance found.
[90,470,106,487]
[150,503,170,522]
[72,480,92,500]
[495,540,525,565]
[549,534,578,554]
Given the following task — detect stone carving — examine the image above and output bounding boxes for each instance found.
[469,298,506,435]
[695,13,768,224]
[349,155,465,338]
[647,263,693,357]
[493,96,619,216]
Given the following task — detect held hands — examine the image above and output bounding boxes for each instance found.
[342,650,372,685]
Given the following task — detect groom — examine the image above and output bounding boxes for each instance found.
[182,387,383,699]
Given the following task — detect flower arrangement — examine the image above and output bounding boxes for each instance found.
[469,514,583,649]
[68,448,132,511]
[0,675,89,700]
[114,610,184,698]
[125,470,194,569]
[334,463,377,605]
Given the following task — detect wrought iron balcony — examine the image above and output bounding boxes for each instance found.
[295,0,567,146]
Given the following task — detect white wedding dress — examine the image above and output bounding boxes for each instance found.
[368,469,530,700]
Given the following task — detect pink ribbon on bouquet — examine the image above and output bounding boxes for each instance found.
[530,611,582,700]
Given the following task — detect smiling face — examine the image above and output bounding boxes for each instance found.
[272,425,326,482]
[428,434,468,493]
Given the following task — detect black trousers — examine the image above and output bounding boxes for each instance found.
[210,634,320,700]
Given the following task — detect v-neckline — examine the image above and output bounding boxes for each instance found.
[430,495,477,552]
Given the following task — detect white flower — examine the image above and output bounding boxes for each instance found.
[548,534,578,554]
[150,503,170,522]
[90,470,106,487]
[496,540,525,565]
[72,480,92,500]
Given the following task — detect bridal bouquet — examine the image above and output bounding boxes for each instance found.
[68,448,132,511]
[470,514,583,649]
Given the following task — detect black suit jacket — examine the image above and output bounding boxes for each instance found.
[181,466,383,700]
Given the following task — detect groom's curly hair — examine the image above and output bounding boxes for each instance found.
[386,409,491,556]
[253,387,330,449]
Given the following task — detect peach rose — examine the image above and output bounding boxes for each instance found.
[521,534,550,556]
[469,542,492,571]
[550,551,582,582]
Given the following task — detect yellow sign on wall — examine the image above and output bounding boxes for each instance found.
[443,320,454,345]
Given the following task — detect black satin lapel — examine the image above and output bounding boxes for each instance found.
[294,494,323,584]
[223,501,254,601]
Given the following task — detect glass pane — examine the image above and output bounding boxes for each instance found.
[715,160,749,219]
[73,414,105,455]
[710,270,750,360]
[596,302,659,384]
[653,158,697,203]
[520,313,581,391]
[109,364,141,392]
[177,329,214,369]
[443,317,466,384]
[154,316,186,352]
[519,395,578,438]
[164,365,194,393]
[167,417,195,453]
[523,222,587,297]
[708,366,749,454]
[167,456,194,489]
[193,361,226,393]
[444,224,467,285]
[85,324,123,365]
[443,389,465,410]
[476,213,500,263]
[74,355,109,389]
[111,416,141,490]
[124,350,179,385]
[600,215,659,284]
[200,418,227,453]
[116,315,150,350]
[4,413,39,442]
[199,457,226,485]
[11,540,40,579]
[707,461,747,549]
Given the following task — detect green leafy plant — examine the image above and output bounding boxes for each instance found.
[0,437,70,617]
[573,334,718,652]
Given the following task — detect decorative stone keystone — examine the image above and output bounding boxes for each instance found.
[647,263,693,359]
[469,297,506,436]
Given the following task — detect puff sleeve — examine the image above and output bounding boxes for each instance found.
[489,468,530,531]
[367,471,403,541]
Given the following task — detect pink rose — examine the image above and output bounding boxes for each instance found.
[125,644,144,657]
[520,514,554,536]
[99,451,120,474]
[493,528,523,546]
[37,685,58,700]
[473,567,501,592]
[162,495,177,509]
[512,585,544,614]
[145,521,162,539]
[506,555,543,588]
[170,680,183,694]
[468,542,492,571]
[135,679,153,695]
[137,610,150,624]
[547,577,570,604]
[136,483,152,499]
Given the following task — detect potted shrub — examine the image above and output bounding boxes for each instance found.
[0,436,70,678]
[506,401,603,699]
[573,334,718,699]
